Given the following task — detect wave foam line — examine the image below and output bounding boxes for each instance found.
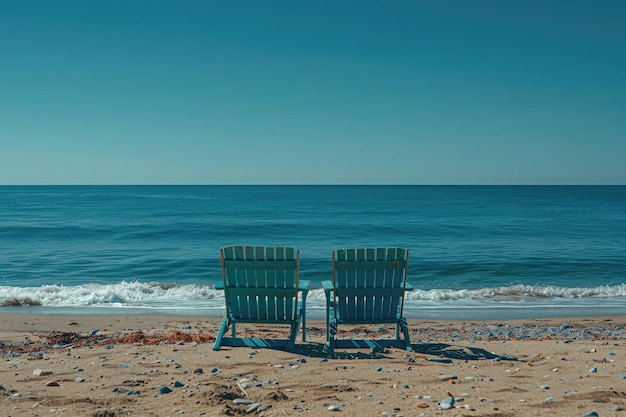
[404,283,626,301]
[1,282,625,308]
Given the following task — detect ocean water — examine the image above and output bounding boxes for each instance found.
[1,185,625,320]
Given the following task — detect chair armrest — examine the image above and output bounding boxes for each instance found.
[215,282,224,290]
[298,280,310,293]
[322,281,334,293]
[405,283,413,291]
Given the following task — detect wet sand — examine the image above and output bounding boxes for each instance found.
[1,313,625,416]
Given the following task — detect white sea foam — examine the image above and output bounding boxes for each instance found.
[0,281,221,308]
[1,281,626,311]
[404,283,626,301]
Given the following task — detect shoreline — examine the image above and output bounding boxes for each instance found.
[2,313,625,416]
[4,302,626,321]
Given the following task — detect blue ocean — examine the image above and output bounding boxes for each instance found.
[1,185,625,320]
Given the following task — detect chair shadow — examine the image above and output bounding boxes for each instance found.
[293,342,392,360]
[214,326,515,361]
[290,340,514,361]
[410,342,509,361]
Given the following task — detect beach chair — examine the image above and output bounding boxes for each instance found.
[322,248,412,356]
[213,245,309,351]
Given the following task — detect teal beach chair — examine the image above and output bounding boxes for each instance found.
[322,248,412,356]
[213,245,309,351]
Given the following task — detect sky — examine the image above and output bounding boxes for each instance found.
[1,1,625,185]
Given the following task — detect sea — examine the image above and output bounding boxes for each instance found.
[1,185,625,320]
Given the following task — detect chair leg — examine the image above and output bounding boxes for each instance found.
[325,291,332,343]
[399,317,412,351]
[300,299,307,342]
[325,320,337,358]
[213,317,229,351]
[287,317,300,352]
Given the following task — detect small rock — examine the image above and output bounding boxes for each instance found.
[429,357,453,363]
[160,386,173,394]
[33,369,53,377]
[193,368,203,374]
[45,381,60,387]
[439,395,454,410]
[246,403,261,413]
[582,411,599,417]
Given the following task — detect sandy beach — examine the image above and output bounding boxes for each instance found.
[1,314,625,417]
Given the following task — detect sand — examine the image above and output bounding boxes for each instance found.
[1,313,625,417]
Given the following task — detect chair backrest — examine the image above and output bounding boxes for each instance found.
[332,248,409,322]
[220,245,300,322]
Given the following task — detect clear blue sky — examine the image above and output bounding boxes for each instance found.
[1,1,625,184]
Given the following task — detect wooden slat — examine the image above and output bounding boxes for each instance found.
[363,248,375,320]
[223,260,298,271]
[346,249,356,319]
[227,287,298,298]
[256,248,268,320]
[265,247,277,319]
[335,260,406,270]
[354,249,366,320]
[336,288,404,298]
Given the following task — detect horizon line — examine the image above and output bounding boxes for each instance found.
[1,183,625,187]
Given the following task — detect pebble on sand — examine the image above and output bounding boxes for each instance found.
[246,403,261,413]
[33,369,53,376]
[429,357,453,363]
[439,393,455,410]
